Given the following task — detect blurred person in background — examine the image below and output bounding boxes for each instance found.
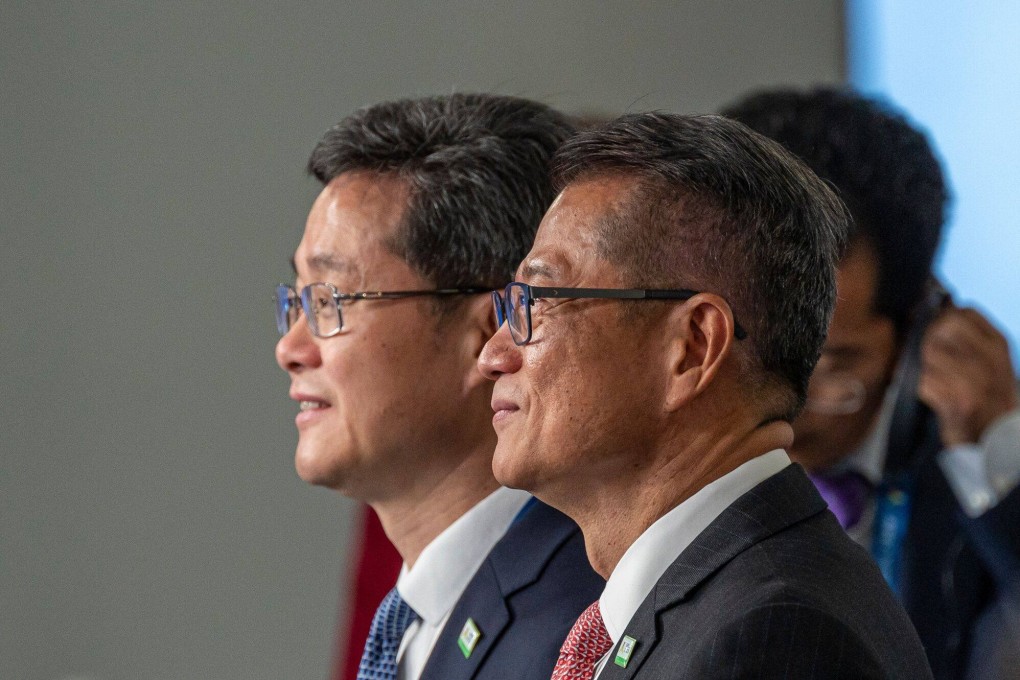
[724,87,1020,680]
[274,93,603,680]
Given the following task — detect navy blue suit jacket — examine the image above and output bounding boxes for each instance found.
[895,412,1020,680]
[418,499,604,680]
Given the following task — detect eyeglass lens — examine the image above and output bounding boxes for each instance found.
[491,283,538,345]
[491,291,506,327]
[803,372,867,415]
[300,283,342,337]
[275,283,344,338]
[275,285,299,335]
[508,283,530,344]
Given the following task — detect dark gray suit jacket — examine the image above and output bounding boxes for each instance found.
[598,465,933,679]
[419,500,605,680]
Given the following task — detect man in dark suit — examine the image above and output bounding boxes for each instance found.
[275,94,603,680]
[479,112,932,678]
[724,88,1020,680]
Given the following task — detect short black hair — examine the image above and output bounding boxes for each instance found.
[307,93,575,288]
[722,87,948,334]
[551,113,849,415]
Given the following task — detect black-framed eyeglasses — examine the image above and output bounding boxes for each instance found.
[492,282,748,346]
[275,282,489,338]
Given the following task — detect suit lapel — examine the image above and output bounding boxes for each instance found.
[420,559,511,680]
[598,464,827,679]
[419,501,580,680]
[597,610,659,679]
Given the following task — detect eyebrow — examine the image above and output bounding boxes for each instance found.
[519,259,562,282]
[290,253,362,277]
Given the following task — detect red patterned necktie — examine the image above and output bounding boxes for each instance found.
[551,599,614,680]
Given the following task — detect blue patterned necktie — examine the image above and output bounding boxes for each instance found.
[356,587,419,680]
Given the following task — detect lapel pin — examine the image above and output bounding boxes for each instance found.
[614,635,637,668]
[457,617,482,659]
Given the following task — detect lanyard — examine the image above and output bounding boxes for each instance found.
[870,473,914,596]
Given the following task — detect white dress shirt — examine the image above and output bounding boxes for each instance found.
[395,486,532,680]
[593,449,791,678]
[938,409,1020,516]
[835,372,1020,548]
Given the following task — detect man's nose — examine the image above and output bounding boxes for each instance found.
[478,323,522,381]
[275,317,322,373]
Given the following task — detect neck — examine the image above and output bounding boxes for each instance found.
[371,448,501,568]
[570,415,792,578]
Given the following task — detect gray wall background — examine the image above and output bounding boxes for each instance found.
[1,2,843,679]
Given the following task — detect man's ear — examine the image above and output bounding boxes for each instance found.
[663,293,736,412]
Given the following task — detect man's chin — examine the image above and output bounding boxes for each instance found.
[295,462,334,488]
[294,446,346,490]
[491,440,532,491]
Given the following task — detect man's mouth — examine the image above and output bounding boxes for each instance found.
[490,398,521,426]
[491,397,519,412]
[299,400,328,411]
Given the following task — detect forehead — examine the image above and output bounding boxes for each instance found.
[519,175,636,283]
[293,171,410,280]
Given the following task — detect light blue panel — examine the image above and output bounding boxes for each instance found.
[848,0,1020,363]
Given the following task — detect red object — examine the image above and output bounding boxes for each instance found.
[332,505,403,680]
[550,600,613,680]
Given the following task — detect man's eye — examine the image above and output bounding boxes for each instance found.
[818,352,854,373]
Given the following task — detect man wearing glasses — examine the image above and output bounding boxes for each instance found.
[275,94,602,680]
[479,113,932,678]
[724,87,1020,680]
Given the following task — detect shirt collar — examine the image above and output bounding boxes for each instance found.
[599,449,790,642]
[836,375,902,485]
[396,487,531,625]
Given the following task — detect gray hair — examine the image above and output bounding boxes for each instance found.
[551,112,849,417]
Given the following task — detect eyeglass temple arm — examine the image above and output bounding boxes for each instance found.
[524,286,746,339]
[343,288,491,300]
[526,286,698,300]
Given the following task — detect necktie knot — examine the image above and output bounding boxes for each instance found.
[809,469,872,530]
[357,588,419,680]
[551,599,614,680]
